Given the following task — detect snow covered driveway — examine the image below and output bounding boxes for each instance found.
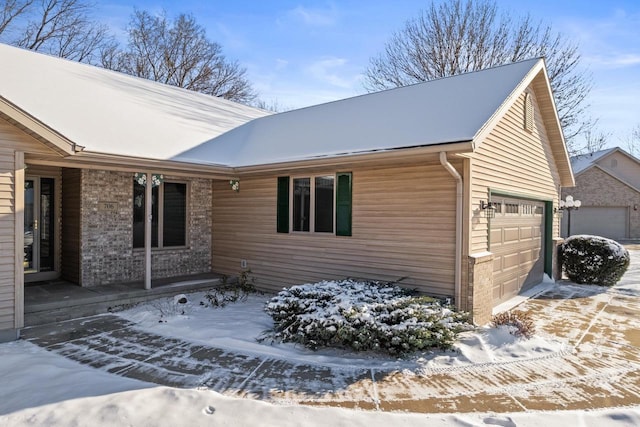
[17,251,640,414]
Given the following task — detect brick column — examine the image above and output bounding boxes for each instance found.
[468,252,494,325]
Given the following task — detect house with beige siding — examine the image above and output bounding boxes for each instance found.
[562,147,640,239]
[0,43,573,342]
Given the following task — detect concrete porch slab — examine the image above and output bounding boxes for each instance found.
[24,273,223,326]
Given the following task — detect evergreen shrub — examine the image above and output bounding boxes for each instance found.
[263,279,472,355]
[561,235,629,286]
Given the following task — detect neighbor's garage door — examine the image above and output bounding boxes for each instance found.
[566,206,627,240]
[491,197,545,305]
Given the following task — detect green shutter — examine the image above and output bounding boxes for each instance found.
[277,176,289,233]
[335,172,352,236]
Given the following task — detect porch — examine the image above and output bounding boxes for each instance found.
[24,273,223,327]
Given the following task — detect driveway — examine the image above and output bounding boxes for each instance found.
[20,252,640,414]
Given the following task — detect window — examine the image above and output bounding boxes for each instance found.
[277,173,351,235]
[292,176,334,232]
[293,177,311,231]
[133,181,187,248]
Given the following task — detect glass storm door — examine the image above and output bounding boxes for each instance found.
[24,177,55,275]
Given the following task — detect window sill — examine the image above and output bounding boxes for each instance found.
[133,246,190,252]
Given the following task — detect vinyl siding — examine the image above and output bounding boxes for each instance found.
[0,117,60,331]
[470,86,561,254]
[213,160,459,296]
[0,116,60,155]
[0,149,16,330]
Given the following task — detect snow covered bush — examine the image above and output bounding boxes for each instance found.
[263,280,472,355]
[561,235,630,286]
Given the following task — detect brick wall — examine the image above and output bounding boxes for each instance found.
[467,252,494,325]
[563,168,640,238]
[80,170,212,286]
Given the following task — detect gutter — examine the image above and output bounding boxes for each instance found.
[439,152,462,309]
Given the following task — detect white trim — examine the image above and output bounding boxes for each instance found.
[0,96,77,156]
[289,174,336,234]
[14,151,24,329]
[144,171,152,290]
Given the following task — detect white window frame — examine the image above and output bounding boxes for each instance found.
[290,174,336,234]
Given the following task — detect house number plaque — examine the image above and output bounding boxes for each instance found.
[99,201,118,211]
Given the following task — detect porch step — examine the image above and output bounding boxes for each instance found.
[24,276,222,327]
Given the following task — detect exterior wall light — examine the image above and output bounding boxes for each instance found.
[480,200,496,219]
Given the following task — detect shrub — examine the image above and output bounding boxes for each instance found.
[262,279,473,355]
[561,235,630,286]
[491,310,535,338]
[202,270,257,308]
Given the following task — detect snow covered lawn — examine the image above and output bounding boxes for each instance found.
[117,288,565,370]
[1,250,639,426]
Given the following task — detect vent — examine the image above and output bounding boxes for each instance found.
[524,92,534,132]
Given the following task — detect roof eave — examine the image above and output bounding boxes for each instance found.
[472,59,574,187]
[25,150,235,179]
[234,140,474,175]
[584,164,640,194]
[0,95,78,156]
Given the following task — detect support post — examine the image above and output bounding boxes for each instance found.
[145,172,152,290]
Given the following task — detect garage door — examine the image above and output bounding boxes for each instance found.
[563,206,627,239]
[490,197,545,305]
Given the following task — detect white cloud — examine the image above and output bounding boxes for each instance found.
[288,5,338,27]
[585,53,640,69]
[275,58,289,71]
[560,8,640,70]
[306,57,360,89]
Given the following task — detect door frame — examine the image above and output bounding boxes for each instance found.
[24,174,59,283]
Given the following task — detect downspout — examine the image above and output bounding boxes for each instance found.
[439,152,462,309]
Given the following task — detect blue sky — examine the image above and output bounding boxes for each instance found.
[97,1,640,146]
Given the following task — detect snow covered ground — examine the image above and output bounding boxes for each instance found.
[1,251,639,426]
[1,340,638,427]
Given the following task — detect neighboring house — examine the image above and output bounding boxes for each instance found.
[562,147,640,239]
[0,43,573,342]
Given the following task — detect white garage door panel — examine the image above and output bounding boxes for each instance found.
[491,198,545,305]
[568,207,627,239]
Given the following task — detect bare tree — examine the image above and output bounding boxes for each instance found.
[0,0,114,63]
[0,0,33,35]
[623,125,640,157]
[578,127,609,155]
[253,98,292,113]
[364,0,592,151]
[105,10,256,104]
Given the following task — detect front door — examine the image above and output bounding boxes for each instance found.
[24,177,56,281]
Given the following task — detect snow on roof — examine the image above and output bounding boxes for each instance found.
[174,58,543,167]
[570,148,616,174]
[0,43,269,160]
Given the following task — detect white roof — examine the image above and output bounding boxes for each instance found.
[0,43,269,160]
[570,148,616,174]
[175,58,542,167]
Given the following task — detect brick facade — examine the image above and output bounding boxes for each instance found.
[79,169,212,286]
[562,167,640,238]
[467,252,494,325]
